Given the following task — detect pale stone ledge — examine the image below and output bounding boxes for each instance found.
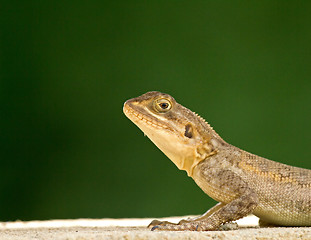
[0,215,310,240]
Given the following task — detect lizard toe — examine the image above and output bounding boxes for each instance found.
[148,220,162,228]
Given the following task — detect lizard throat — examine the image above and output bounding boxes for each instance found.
[123,104,215,177]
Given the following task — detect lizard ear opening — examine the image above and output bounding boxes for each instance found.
[184,124,193,138]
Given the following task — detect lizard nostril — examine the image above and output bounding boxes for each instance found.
[184,124,193,138]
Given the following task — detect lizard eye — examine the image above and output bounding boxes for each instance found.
[154,98,172,112]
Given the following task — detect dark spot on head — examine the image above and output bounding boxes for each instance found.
[184,124,193,138]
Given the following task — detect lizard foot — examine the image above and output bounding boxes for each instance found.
[148,216,194,229]
[150,220,218,231]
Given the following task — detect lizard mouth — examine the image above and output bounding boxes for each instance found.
[123,102,170,130]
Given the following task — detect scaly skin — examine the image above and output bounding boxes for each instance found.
[123,91,311,231]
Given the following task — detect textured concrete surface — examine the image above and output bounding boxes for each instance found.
[0,216,310,240]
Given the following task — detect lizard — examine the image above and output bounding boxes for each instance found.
[123,91,311,231]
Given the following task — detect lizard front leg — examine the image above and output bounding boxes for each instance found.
[178,202,225,223]
[151,193,257,231]
[151,170,259,231]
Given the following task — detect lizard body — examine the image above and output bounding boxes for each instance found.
[123,91,311,231]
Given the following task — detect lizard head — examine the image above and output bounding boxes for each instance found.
[123,91,224,177]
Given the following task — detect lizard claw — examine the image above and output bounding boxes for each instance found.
[148,220,176,229]
[195,224,200,231]
[151,225,160,231]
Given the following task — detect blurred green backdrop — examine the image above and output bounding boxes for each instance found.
[1,1,310,221]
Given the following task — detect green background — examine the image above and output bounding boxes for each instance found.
[1,1,310,221]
